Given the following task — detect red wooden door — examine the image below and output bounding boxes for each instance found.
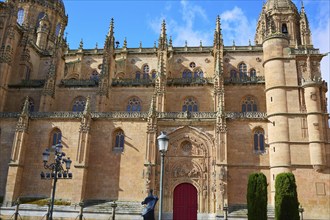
[173,183,198,220]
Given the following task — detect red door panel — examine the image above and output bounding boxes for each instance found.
[173,183,197,220]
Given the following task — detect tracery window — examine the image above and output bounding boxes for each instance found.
[51,129,62,146]
[126,97,141,112]
[182,97,198,112]
[230,69,237,79]
[113,129,125,151]
[55,23,61,36]
[254,129,265,154]
[72,97,86,112]
[182,69,192,78]
[239,63,247,79]
[143,65,150,79]
[250,69,256,78]
[242,96,258,112]
[194,69,204,78]
[135,71,141,80]
[17,8,24,25]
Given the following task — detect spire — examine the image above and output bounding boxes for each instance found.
[216,15,221,33]
[213,15,222,48]
[158,20,167,50]
[108,18,114,37]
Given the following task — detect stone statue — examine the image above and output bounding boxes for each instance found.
[141,189,158,220]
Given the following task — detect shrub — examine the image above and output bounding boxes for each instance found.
[247,172,268,220]
[275,173,299,220]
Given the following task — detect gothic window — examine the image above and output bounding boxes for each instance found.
[230,69,237,79]
[282,23,288,34]
[151,71,157,79]
[90,70,99,82]
[126,97,141,112]
[182,97,198,112]
[194,69,204,78]
[250,69,256,78]
[135,71,141,80]
[113,129,125,151]
[182,69,192,78]
[143,65,150,79]
[242,96,258,112]
[254,129,265,154]
[239,63,247,79]
[72,97,86,112]
[51,129,62,146]
[17,8,24,25]
[36,12,45,28]
[55,23,61,36]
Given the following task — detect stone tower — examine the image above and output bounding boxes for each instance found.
[257,0,328,204]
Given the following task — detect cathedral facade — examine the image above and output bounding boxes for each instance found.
[0,0,329,219]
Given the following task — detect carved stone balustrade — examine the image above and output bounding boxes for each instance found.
[111,78,155,87]
[224,76,265,84]
[8,80,45,88]
[290,48,320,55]
[60,79,98,87]
[225,112,267,120]
[166,77,213,86]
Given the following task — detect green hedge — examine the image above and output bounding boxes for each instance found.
[275,173,299,220]
[247,173,268,220]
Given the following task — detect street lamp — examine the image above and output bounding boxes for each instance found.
[41,140,73,220]
[157,131,169,220]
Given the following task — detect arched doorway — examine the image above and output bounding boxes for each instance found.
[173,183,198,220]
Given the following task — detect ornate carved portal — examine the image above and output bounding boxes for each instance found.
[161,126,215,214]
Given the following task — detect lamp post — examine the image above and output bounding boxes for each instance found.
[41,140,72,220]
[157,131,169,220]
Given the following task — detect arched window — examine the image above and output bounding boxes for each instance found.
[230,69,237,79]
[239,63,247,79]
[127,97,141,112]
[17,8,24,25]
[254,129,265,154]
[72,97,86,112]
[182,97,198,112]
[151,71,157,79]
[143,65,150,79]
[113,129,125,151]
[194,69,204,78]
[90,70,99,82]
[182,69,192,78]
[250,69,256,78]
[51,129,62,146]
[36,12,45,28]
[242,96,258,112]
[135,71,141,80]
[282,23,288,34]
[55,23,61,36]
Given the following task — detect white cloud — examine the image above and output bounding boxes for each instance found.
[147,0,212,46]
[220,6,256,46]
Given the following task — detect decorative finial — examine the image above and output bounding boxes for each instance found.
[79,39,83,49]
[200,40,202,47]
[108,18,114,36]
[154,41,156,48]
[139,41,142,48]
[216,15,221,32]
[185,40,187,47]
[249,39,251,46]
[232,40,235,46]
[83,96,91,116]
[21,96,30,115]
[169,36,172,47]
[95,42,98,49]
[123,37,127,48]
